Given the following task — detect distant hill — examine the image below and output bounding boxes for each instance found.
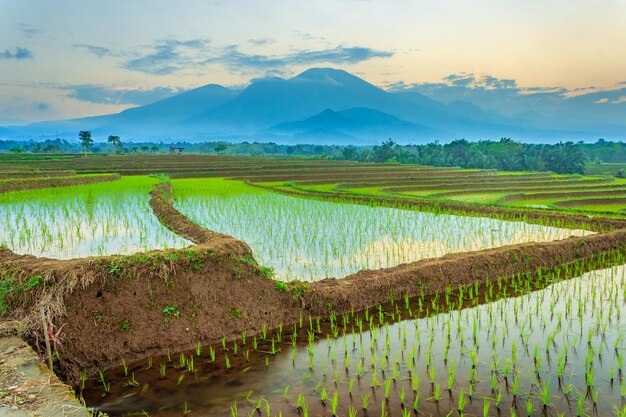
[0,127,16,138]
[271,107,440,142]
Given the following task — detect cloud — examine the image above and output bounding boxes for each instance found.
[66,84,183,105]
[120,38,392,75]
[74,44,116,58]
[18,23,41,38]
[36,102,50,111]
[291,46,393,65]
[441,73,517,89]
[248,38,276,46]
[388,72,626,132]
[123,39,212,75]
[207,45,393,72]
[1,47,33,60]
[387,72,572,117]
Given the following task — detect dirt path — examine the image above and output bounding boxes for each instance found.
[0,336,90,416]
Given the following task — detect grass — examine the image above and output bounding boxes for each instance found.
[584,162,626,176]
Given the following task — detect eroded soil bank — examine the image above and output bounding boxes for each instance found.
[0,180,625,390]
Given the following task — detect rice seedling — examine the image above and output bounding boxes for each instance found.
[362,393,370,411]
[81,210,626,417]
[171,178,587,282]
[0,177,190,258]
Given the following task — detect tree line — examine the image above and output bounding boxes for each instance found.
[3,133,626,175]
[336,138,588,174]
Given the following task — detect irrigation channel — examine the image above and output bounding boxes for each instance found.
[84,262,626,417]
[171,178,589,281]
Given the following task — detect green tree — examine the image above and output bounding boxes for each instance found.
[359,148,374,162]
[373,139,397,163]
[9,146,24,154]
[107,135,123,153]
[78,131,93,156]
[339,145,358,160]
[214,143,229,154]
[43,144,60,153]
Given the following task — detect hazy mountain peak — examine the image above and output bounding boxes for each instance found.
[293,67,372,88]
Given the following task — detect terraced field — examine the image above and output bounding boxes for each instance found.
[3,153,624,214]
[269,169,626,214]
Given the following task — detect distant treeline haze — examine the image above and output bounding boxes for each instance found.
[2,137,626,175]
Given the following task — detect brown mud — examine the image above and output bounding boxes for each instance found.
[0,246,300,387]
[0,170,76,179]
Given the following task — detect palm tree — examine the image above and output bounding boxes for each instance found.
[107,135,122,153]
[340,145,358,160]
[78,131,93,156]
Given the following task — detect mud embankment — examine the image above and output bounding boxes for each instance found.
[0,170,76,179]
[0,174,120,194]
[0,246,300,386]
[306,229,626,315]
[553,197,626,208]
[148,182,252,254]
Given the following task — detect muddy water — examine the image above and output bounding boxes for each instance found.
[172,178,590,282]
[84,264,626,416]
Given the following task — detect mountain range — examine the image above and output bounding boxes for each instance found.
[0,68,620,144]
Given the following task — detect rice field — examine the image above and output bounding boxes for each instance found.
[5,154,624,214]
[0,176,191,259]
[0,154,624,417]
[84,257,626,417]
[171,178,589,282]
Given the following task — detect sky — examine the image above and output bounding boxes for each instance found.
[1,0,626,124]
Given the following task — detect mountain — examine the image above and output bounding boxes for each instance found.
[15,84,237,138]
[271,107,440,142]
[186,68,403,131]
[2,67,609,143]
[186,68,546,139]
[109,84,237,127]
[0,127,16,138]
